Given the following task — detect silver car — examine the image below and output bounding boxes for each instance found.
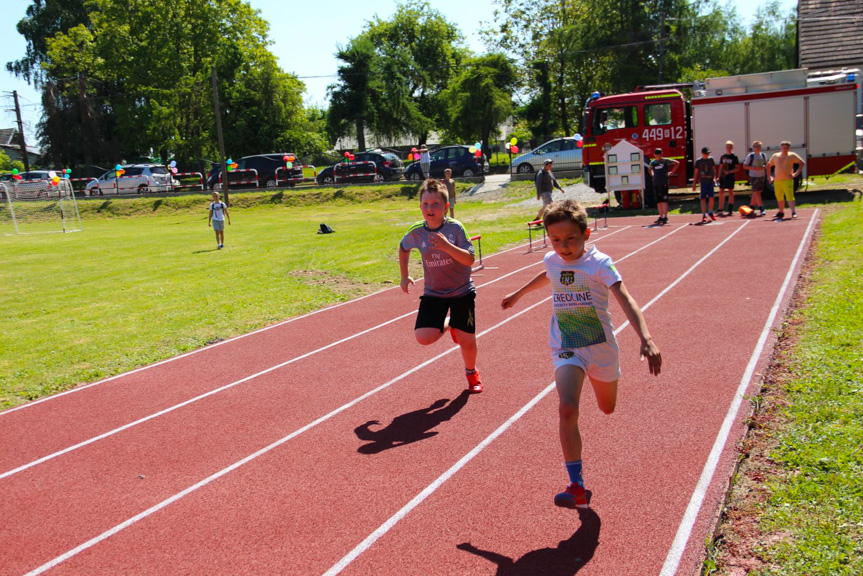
[85,164,174,195]
[511,137,583,174]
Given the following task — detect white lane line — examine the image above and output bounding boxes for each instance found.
[0,227,631,481]
[20,296,553,576]
[19,226,666,576]
[1,232,567,417]
[659,211,819,576]
[322,222,724,575]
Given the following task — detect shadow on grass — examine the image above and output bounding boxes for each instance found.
[152,199,163,211]
[457,507,601,575]
[354,390,471,454]
[269,191,284,202]
[192,248,220,254]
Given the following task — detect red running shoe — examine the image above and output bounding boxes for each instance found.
[709,212,716,221]
[554,483,588,509]
[466,369,483,393]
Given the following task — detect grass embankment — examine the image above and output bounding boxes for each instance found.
[0,181,535,409]
[711,198,862,574]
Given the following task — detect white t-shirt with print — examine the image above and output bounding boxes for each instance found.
[210,201,227,222]
[544,246,622,350]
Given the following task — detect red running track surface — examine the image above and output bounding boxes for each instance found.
[0,211,817,576]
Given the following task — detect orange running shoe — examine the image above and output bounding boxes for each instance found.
[554,483,588,509]
[466,369,483,393]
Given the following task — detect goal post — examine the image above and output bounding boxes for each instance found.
[0,179,83,235]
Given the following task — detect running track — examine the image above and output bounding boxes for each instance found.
[0,211,818,575]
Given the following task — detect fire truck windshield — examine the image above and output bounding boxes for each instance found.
[591,106,638,135]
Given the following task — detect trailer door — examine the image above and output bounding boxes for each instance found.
[749,97,805,153]
[693,102,746,166]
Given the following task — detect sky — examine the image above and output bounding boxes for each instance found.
[0,0,798,143]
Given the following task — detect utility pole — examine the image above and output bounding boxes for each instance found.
[211,66,229,205]
[658,14,668,84]
[12,91,30,173]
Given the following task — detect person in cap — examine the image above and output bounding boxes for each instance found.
[692,147,717,223]
[535,159,565,221]
[419,145,431,179]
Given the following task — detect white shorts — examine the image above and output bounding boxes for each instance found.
[550,340,620,382]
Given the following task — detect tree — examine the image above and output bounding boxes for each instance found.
[443,54,518,158]
[11,0,309,171]
[327,37,381,151]
[363,1,468,143]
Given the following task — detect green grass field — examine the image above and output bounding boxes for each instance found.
[746,199,862,574]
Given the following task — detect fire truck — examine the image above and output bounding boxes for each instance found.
[581,68,860,196]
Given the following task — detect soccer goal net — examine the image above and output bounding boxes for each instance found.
[1,179,83,235]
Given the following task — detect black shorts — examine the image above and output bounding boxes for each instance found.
[654,184,669,203]
[416,291,476,334]
[720,174,735,190]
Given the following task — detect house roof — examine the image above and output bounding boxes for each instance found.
[799,0,863,70]
[0,128,16,146]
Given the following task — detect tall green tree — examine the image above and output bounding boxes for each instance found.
[443,54,518,158]
[10,0,313,170]
[363,0,468,143]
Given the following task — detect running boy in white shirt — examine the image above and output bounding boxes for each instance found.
[501,200,661,508]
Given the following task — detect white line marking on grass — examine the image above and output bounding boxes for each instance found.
[1,227,633,480]
[659,210,818,576]
[321,223,718,575]
[19,225,661,575]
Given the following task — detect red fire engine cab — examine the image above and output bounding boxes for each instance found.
[582,69,860,195]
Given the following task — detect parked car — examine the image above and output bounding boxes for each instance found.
[207,153,304,190]
[85,164,174,195]
[1,170,65,199]
[510,137,583,174]
[316,150,404,185]
[403,145,489,181]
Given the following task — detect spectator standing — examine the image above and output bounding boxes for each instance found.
[718,141,740,215]
[535,159,565,221]
[419,145,431,180]
[442,168,457,218]
[648,148,679,226]
[742,141,767,216]
[692,147,717,223]
[767,141,804,220]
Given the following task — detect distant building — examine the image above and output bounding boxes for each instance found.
[798,0,863,71]
[0,128,42,166]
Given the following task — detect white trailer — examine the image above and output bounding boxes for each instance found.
[691,69,858,178]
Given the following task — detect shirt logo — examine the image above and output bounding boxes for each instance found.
[560,271,575,285]
[558,351,574,359]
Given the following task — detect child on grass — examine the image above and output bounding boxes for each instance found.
[399,179,483,393]
[501,200,661,508]
[208,191,230,249]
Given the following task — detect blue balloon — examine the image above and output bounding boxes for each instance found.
[115,164,122,170]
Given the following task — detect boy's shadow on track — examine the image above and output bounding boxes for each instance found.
[354,390,471,454]
[457,508,600,576]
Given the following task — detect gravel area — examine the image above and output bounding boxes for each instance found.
[464,176,609,208]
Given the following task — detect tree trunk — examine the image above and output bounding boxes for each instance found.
[356,118,366,151]
[557,54,570,136]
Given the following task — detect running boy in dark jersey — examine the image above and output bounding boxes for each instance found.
[399,179,483,393]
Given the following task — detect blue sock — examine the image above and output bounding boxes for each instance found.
[565,460,584,487]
